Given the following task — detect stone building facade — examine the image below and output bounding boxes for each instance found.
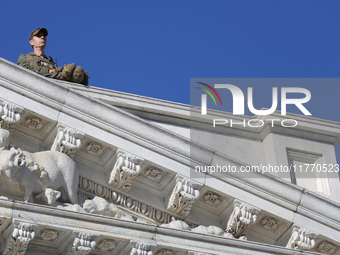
[0,57,339,254]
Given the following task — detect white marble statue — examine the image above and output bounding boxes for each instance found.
[0,128,79,204]
[83,196,133,221]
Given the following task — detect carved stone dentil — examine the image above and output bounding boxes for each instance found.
[166,175,201,217]
[2,222,35,255]
[25,116,43,130]
[287,226,318,251]
[203,191,221,206]
[317,241,337,254]
[98,239,116,251]
[0,100,23,130]
[40,229,58,241]
[67,232,96,255]
[130,241,156,255]
[145,168,162,181]
[226,200,260,239]
[108,149,143,192]
[51,126,84,158]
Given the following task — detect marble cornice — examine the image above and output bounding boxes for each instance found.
[0,200,327,255]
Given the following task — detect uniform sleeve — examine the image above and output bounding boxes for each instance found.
[17,54,49,75]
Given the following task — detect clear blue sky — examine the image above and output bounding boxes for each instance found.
[2,1,340,162]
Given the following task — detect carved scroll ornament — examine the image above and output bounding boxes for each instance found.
[108,150,143,192]
[166,175,201,217]
[2,222,36,255]
[67,232,96,255]
[130,241,156,255]
[287,227,318,251]
[0,100,23,130]
[226,200,260,239]
[51,126,84,158]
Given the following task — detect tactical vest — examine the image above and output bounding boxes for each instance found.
[25,52,57,70]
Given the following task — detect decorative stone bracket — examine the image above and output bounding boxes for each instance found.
[0,99,23,130]
[108,149,144,192]
[1,221,36,255]
[51,125,85,158]
[287,226,318,251]
[166,174,202,217]
[130,240,156,255]
[65,231,97,255]
[226,200,260,239]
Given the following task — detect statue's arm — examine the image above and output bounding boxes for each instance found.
[17,54,49,75]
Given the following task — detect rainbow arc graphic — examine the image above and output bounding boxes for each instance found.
[197,82,223,106]
[197,82,222,115]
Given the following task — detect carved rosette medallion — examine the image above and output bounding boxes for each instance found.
[51,126,84,158]
[287,226,318,251]
[25,117,43,130]
[226,200,260,239]
[40,229,58,241]
[98,239,116,251]
[203,191,221,206]
[157,249,174,255]
[188,252,214,255]
[145,168,163,181]
[108,150,143,192]
[0,100,23,130]
[2,222,36,255]
[86,142,104,156]
[260,216,280,231]
[166,174,202,217]
[130,241,156,255]
[317,241,337,254]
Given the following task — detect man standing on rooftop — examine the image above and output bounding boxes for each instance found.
[17,28,88,85]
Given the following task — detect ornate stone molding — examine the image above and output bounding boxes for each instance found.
[287,226,318,251]
[0,99,23,130]
[157,249,174,255]
[66,232,96,255]
[166,175,202,217]
[226,200,260,239]
[97,239,116,251]
[40,229,58,241]
[317,241,337,254]
[51,125,84,158]
[108,149,144,192]
[130,240,156,255]
[202,191,221,206]
[145,168,163,181]
[79,176,177,224]
[2,222,36,255]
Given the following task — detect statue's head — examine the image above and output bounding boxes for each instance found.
[0,147,26,173]
[0,129,10,151]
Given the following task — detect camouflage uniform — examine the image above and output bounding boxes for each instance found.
[17,52,64,79]
[17,27,88,85]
